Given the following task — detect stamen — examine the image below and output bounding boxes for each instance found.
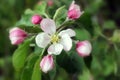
[51,34,60,43]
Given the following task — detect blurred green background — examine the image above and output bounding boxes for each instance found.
[0,0,120,80]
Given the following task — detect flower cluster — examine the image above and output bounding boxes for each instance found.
[36,18,76,55]
[9,1,92,73]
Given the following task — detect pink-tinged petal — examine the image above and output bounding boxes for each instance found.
[31,14,42,24]
[9,27,27,37]
[59,29,76,37]
[68,1,84,20]
[10,37,25,45]
[40,55,54,73]
[76,40,92,57]
[40,18,56,34]
[60,34,72,51]
[69,1,76,10]
[9,27,27,45]
[47,0,54,6]
[35,33,50,48]
[48,43,63,55]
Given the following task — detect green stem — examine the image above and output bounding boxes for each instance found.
[44,13,49,18]
[113,43,118,52]
[99,33,109,41]
[40,48,46,57]
[57,25,66,33]
[57,18,71,32]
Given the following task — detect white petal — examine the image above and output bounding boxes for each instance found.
[76,41,92,57]
[59,29,76,37]
[40,55,54,73]
[48,43,63,55]
[35,33,50,48]
[40,18,56,34]
[60,34,72,51]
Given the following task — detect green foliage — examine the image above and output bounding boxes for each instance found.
[111,30,120,43]
[21,54,39,80]
[53,6,66,21]
[103,20,116,29]
[53,6,67,27]
[78,68,92,80]
[76,12,94,36]
[15,9,34,27]
[34,1,47,15]
[12,38,33,71]
[75,28,91,40]
[56,43,85,74]
[31,57,41,80]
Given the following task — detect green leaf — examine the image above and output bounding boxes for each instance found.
[12,38,32,71]
[76,12,94,36]
[24,9,35,15]
[103,20,116,29]
[34,1,47,15]
[21,67,33,80]
[78,68,92,80]
[85,0,104,14]
[31,57,41,80]
[49,65,56,80]
[75,28,91,40]
[15,9,35,27]
[102,57,116,76]
[53,6,67,21]
[55,68,69,80]
[26,54,39,68]
[21,54,39,80]
[111,30,120,43]
[56,43,84,74]
[34,46,43,55]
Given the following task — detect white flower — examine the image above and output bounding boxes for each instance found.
[35,18,76,55]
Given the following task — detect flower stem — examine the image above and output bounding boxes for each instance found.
[40,48,46,57]
[44,13,49,18]
[113,43,118,52]
[57,18,70,32]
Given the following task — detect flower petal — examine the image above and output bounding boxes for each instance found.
[48,43,63,55]
[10,36,25,45]
[59,29,76,37]
[40,55,54,73]
[68,1,83,20]
[35,33,50,48]
[40,18,56,34]
[60,34,72,51]
[69,1,80,11]
[76,41,92,57]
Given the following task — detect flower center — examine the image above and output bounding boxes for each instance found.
[51,34,59,43]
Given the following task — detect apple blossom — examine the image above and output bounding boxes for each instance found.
[9,27,27,45]
[31,14,42,24]
[67,1,84,20]
[35,18,76,55]
[40,55,54,73]
[76,40,92,57]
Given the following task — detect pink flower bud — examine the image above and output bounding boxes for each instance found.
[31,15,42,24]
[76,40,92,57]
[47,0,54,6]
[67,1,84,20]
[9,27,27,45]
[40,55,54,73]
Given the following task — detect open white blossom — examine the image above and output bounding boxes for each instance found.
[35,18,76,55]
